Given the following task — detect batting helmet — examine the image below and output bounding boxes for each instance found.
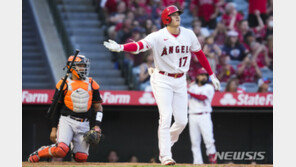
[196,68,208,76]
[161,5,183,25]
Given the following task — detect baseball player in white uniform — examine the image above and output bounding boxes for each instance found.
[188,68,217,164]
[103,5,220,165]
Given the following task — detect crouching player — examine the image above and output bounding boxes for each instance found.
[188,68,217,164]
[28,55,103,163]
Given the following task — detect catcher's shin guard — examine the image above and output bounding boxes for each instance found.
[28,151,40,163]
[74,152,88,162]
[28,142,69,162]
[50,142,69,158]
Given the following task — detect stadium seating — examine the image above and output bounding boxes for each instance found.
[55,0,128,90]
[180,2,194,28]
[22,0,54,89]
[229,60,241,70]
[241,82,259,92]
[261,68,273,81]
[220,82,227,92]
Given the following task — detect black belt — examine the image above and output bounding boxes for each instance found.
[62,114,88,122]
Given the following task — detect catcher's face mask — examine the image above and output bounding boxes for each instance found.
[67,55,90,80]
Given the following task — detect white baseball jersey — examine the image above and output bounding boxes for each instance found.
[188,83,215,113]
[140,26,201,73]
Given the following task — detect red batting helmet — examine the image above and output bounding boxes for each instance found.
[161,5,183,25]
[196,68,208,76]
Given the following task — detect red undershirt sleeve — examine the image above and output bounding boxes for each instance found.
[123,41,144,52]
[188,91,208,101]
[192,50,214,75]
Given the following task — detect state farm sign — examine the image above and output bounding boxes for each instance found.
[212,92,273,107]
[22,90,272,107]
[101,91,131,104]
[100,91,155,105]
[22,90,53,104]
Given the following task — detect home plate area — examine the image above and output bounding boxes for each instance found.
[22,162,273,167]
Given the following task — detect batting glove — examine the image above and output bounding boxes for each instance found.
[103,39,123,52]
[210,74,221,91]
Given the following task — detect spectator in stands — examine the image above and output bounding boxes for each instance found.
[222,30,247,61]
[107,25,117,40]
[225,77,245,93]
[264,15,273,39]
[116,18,133,43]
[249,10,266,42]
[134,5,151,25]
[139,51,154,90]
[237,13,264,44]
[203,36,222,73]
[108,150,119,162]
[257,78,270,92]
[124,27,144,67]
[237,56,262,84]
[126,10,135,21]
[250,42,270,68]
[108,1,127,25]
[267,0,273,16]
[266,35,273,70]
[193,25,202,37]
[225,77,239,92]
[192,18,203,28]
[149,0,162,19]
[100,0,118,15]
[149,157,157,163]
[212,22,227,47]
[222,2,244,30]
[243,31,255,51]
[162,0,185,9]
[145,19,154,35]
[216,54,236,82]
[248,0,267,28]
[189,0,220,29]
[129,155,139,162]
[150,24,158,33]
[132,20,140,28]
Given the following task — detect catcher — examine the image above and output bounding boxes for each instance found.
[28,55,103,163]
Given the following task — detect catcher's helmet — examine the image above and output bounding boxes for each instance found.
[161,5,183,25]
[196,68,208,76]
[67,55,90,80]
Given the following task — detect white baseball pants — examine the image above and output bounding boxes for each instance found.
[189,113,216,164]
[150,70,188,162]
[57,115,90,154]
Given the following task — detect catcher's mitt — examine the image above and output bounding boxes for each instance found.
[83,128,101,145]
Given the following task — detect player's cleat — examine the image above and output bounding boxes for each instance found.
[161,158,176,165]
[208,153,217,164]
[28,151,40,163]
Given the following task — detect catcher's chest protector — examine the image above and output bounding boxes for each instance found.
[64,78,93,113]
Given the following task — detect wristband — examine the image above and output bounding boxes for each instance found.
[96,111,103,122]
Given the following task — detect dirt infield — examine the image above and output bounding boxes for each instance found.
[22,162,273,167]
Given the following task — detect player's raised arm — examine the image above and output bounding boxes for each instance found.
[103,39,150,54]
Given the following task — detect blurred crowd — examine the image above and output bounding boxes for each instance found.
[98,0,273,92]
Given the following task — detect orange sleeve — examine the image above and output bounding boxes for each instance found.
[91,80,100,90]
[56,79,67,90]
